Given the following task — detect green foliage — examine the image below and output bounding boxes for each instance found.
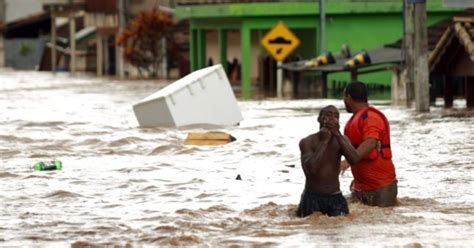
[19,42,34,57]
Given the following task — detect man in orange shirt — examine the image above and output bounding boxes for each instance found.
[333,81,398,207]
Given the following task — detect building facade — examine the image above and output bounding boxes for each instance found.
[176,0,459,98]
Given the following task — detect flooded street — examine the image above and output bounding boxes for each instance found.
[0,69,473,247]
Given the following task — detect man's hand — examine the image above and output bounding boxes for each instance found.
[340,160,350,175]
[319,127,332,142]
[324,117,341,136]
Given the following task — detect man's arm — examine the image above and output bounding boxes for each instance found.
[299,130,331,174]
[325,120,377,165]
[334,133,377,165]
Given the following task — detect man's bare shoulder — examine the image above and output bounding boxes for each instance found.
[299,133,319,147]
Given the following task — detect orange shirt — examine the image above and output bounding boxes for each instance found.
[345,109,396,192]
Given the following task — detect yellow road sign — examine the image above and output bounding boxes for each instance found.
[260,21,301,62]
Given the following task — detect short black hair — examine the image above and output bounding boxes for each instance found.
[344,81,368,102]
[318,105,338,122]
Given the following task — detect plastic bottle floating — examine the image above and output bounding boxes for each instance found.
[32,160,63,171]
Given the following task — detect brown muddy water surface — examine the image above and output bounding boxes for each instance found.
[0,70,473,247]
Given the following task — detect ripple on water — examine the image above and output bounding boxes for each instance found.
[43,190,83,199]
[153,225,180,232]
[0,150,21,157]
[1,71,473,247]
[148,144,177,155]
[71,241,132,248]
[17,121,66,128]
[165,178,205,187]
[0,171,20,178]
[0,134,34,143]
[251,151,281,157]
[22,174,52,179]
[107,137,147,147]
[74,138,104,146]
[175,147,204,155]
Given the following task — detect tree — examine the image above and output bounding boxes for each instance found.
[116,8,175,77]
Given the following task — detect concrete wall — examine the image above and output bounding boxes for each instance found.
[324,12,454,87]
[5,36,47,70]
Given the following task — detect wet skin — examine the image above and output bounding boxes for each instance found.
[299,106,346,194]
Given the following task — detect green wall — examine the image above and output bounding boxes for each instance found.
[177,1,462,97]
[293,28,318,59]
[325,12,456,87]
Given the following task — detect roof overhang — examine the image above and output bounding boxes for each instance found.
[176,0,458,19]
[0,12,51,38]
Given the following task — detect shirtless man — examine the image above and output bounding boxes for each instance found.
[297,105,350,217]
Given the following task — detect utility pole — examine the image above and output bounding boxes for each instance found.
[412,0,430,112]
[0,0,5,68]
[69,11,76,74]
[51,13,57,72]
[117,0,127,78]
[0,0,5,22]
[319,0,326,53]
[403,0,415,107]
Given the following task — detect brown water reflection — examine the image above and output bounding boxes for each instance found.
[0,70,473,247]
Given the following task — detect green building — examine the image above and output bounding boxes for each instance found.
[176,0,459,98]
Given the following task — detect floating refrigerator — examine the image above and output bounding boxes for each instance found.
[133,64,243,128]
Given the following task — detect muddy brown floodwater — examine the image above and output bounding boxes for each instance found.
[0,69,473,247]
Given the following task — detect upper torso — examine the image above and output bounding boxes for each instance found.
[301,133,342,194]
[344,107,396,191]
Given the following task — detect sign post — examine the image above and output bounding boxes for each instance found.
[261,21,300,98]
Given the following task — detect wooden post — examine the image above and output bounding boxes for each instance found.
[96,33,103,76]
[413,1,430,112]
[444,76,454,108]
[218,29,228,74]
[277,61,283,98]
[404,0,415,107]
[104,35,109,75]
[117,0,126,78]
[0,36,4,67]
[241,24,251,99]
[51,14,57,72]
[319,0,326,54]
[466,77,474,108]
[161,37,167,78]
[269,58,275,93]
[189,29,198,71]
[115,40,124,77]
[322,72,328,98]
[350,69,358,81]
[391,66,400,105]
[69,12,76,74]
[197,29,206,69]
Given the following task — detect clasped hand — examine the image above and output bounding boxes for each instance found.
[320,118,340,141]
